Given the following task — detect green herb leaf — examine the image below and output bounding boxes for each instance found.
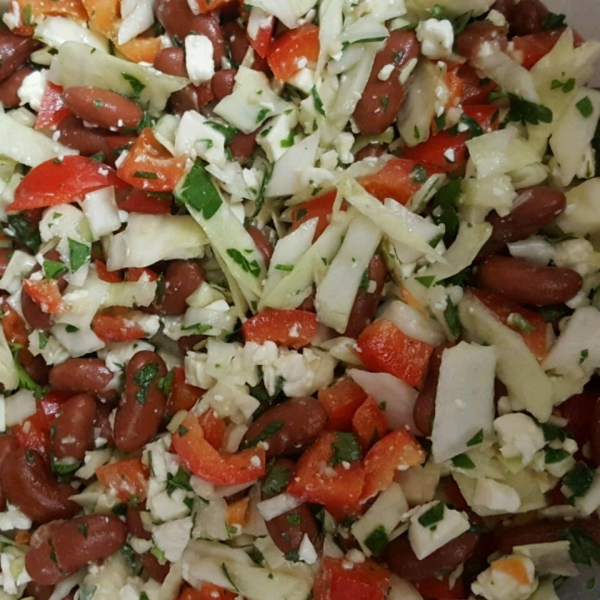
[241,420,284,449]
[43,260,68,280]
[133,170,159,180]
[226,248,261,277]
[286,513,301,526]
[157,369,174,397]
[411,164,428,184]
[364,525,390,556]
[580,349,589,364]
[467,430,484,447]
[5,213,42,253]
[121,73,146,99]
[274,264,294,272]
[563,462,595,498]
[51,455,81,476]
[551,78,576,93]
[166,466,192,495]
[256,108,271,124]
[576,96,594,119]
[262,465,291,496]
[311,86,325,117]
[432,179,462,242]
[542,12,566,30]
[544,447,571,464]
[68,239,91,273]
[562,525,600,566]
[175,161,223,219]
[206,121,238,142]
[415,275,436,288]
[330,432,362,466]
[506,94,553,126]
[418,502,445,528]
[507,313,536,333]
[541,423,568,443]
[133,362,160,404]
[65,324,79,333]
[38,332,48,350]
[451,454,475,469]
[449,113,484,139]
[444,298,462,337]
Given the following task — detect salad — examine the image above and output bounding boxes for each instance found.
[0,0,598,599]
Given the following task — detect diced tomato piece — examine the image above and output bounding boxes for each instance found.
[12,420,49,456]
[468,288,548,362]
[117,128,187,193]
[242,309,318,349]
[512,30,563,70]
[7,0,87,35]
[125,267,159,282]
[35,83,73,130]
[178,585,236,600]
[287,432,365,510]
[361,429,426,502]
[167,367,205,415]
[96,457,149,502]
[117,189,173,214]
[248,12,275,58]
[91,308,146,343]
[313,556,391,600]
[463,105,500,132]
[196,0,234,13]
[95,260,123,283]
[352,396,388,452]
[36,391,72,429]
[290,191,339,239]
[8,156,126,212]
[439,63,464,122]
[197,409,226,451]
[318,378,368,432]
[172,414,265,485]
[415,576,465,600]
[356,319,434,387]
[267,24,320,81]
[22,279,64,315]
[226,496,249,526]
[1,304,29,346]
[457,63,497,105]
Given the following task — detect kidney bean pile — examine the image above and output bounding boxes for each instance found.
[0,0,598,599]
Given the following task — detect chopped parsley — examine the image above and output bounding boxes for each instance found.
[330,432,362,467]
[563,462,595,498]
[576,96,594,119]
[133,362,160,404]
[418,502,445,528]
[364,525,390,556]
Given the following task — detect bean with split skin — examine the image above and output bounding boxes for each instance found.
[49,358,113,395]
[50,394,96,462]
[413,343,453,437]
[455,22,508,65]
[477,256,583,306]
[262,458,323,556]
[159,260,205,316]
[510,0,549,36]
[386,532,480,581]
[479,186,567,258]
[1,448,79,523]
[63,87,143,130]
[0,435,18,511]
[0,66,32,108]
[343,254,387,339]
[0,26,38,82]
[114,351,167,453]
[241,397,327,458]
[353,31,420,136]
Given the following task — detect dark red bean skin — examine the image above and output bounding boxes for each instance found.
[94,402,115,448]
[413,343,453,437]
[125,506,169,581]
[126,505,151,540]
[492,0,516,20]
[0,66,32,108]
[386,532,480,582]
[211,68,236,100]
[52,514,127,573]
[242,397,327,458]
[63,87,143,130]
[455,22,508,65]
[49,359,113,395]
[0,435,19,511]
[247,226,273,267]
[353,31,420,136]
[222,21,269,73]
[1,448,79,523]
[477,257,583,306]
[479,186,567,258]
[229,130,258,164]
[510,0,549,36]
[262,458,323,556]
[24,582,55,600]
[592,398,600,467]
[159,260,205,316]
[21,287,52,331]
[0,248,11,278]
[50,394,96,462]
[343,254,387,339]
[177,335,206,355]
[0,26,38,82]
[153,47,187,77]
[496,520,600,554]
[19,351,50,386]
[55,116,114,158]
[114,352,167,453]
[25,541,66,586]
[355,144,386,161]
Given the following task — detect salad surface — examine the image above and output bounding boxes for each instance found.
[0,0,599,599]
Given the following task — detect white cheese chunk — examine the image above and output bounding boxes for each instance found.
[472,478,521,514]
[494,413,545,466]
[185,35,215,85]
[416,19,454,60]
[472,555,538,600]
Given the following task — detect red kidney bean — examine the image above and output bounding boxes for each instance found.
[139,552,171,582]
[114,351,167,453]
[49,359,113,395]
[160,260,205,316]
[262,458,322,556]
[153,47,187,77]
[2,448,79,522]
[63,87,142,130]
[211,68,236,100]
[343,254,387,338]
[21,286,52,331]
[229,130,258,163]
[413,343,453,436]
[50,394,96,462]
[355,144,386,161]
[492,0,516,19]
[247,225,273,267]
[592,399,600,467]
[94,402,115,448]
[455,22,508,65]
[510,0,549,36]
[0,66,32,108]
[0,435,18,511]
[170,86,201,115]
[177,334,206,355]
[479,186,567,258]
[53,514,127,573]
[497,519,600,554]
[25,540,65,586]
[55,115,114,158]
[19,350,50,386]
[386,532,480,581]
[25,583,55,600]
[242,397,327,458]
[477,256,583,306]
[223,21,250,66]
[353,31,420,136]
[126,505,151,540]
[0,26,38,82]
[0,248,11,277]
